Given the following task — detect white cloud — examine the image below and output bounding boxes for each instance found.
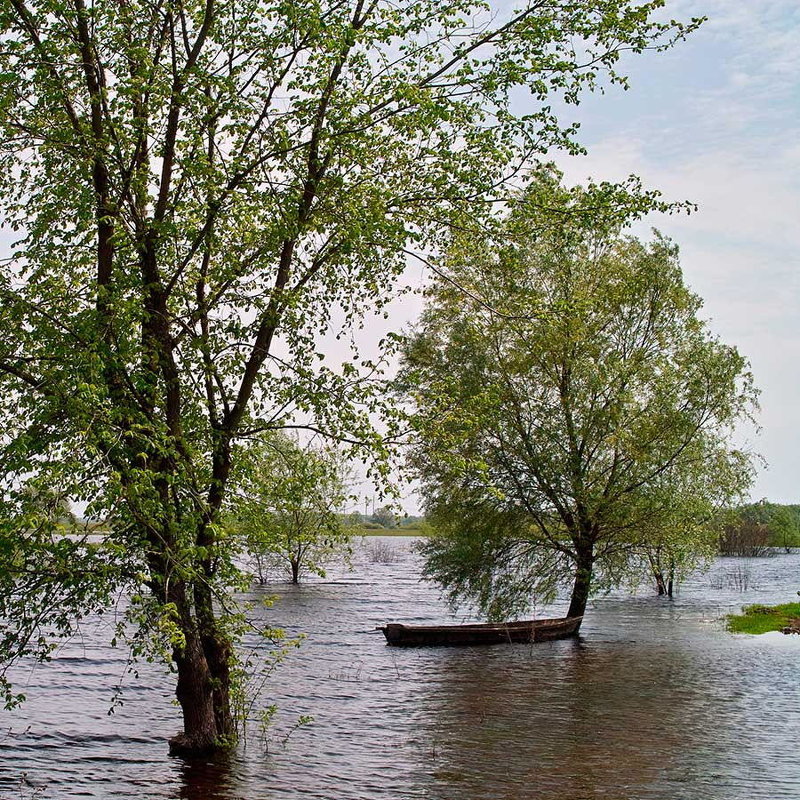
[556,124,800,502]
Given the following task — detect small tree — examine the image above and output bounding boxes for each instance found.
[636,483,725,597]
[371,505,398,530]
[233,435,356,585]
[401,173,756,624]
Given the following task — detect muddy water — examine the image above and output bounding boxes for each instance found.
[1,539,799,799]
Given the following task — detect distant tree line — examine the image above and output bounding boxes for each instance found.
[360,508,425,531]
[720,502,800,555]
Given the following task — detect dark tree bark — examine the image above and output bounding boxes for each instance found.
[167,586,227,756]
[168,607,234,755]
[170,632,219,756]
[567,539,594,621]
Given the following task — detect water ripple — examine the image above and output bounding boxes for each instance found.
[1,541,799,799]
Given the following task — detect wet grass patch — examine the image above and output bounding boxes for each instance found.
[727,602,800,634]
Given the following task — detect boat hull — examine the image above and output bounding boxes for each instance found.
[380,616,582,647]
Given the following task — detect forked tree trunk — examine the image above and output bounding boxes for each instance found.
[290,557,300,584]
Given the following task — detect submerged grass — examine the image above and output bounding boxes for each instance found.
[727,602,800,634]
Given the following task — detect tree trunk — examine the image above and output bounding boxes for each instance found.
[169,626,221,757]
[290,557,300,584]
[567,541,594,621]
[167,585,235,757]
[256,554,266,585]
[196,583,235,746]
[648,549,667,596]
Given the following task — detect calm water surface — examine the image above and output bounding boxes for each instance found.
[1,539,799,799]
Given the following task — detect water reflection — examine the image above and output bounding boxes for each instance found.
[177,754,243,800]
[1,543,799,799]
[412,639,709,799]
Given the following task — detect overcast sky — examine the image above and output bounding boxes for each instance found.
[551,0,800,504]
[2,2,797,511]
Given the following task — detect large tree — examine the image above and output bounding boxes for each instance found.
[0,1,700,754]
[401,174,756,624]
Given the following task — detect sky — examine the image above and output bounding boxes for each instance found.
[549,0,800,504]
[1,1,797,511]
[367,0,800,511]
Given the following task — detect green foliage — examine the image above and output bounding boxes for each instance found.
[0,0,703,746]
[0,494,131,707]
[370,505,398,529]
[728,502,800,551]
[402,170,756,619]
[727,603,800,635]
[230,433,357,583]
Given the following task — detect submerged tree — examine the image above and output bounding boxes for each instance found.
[636,476,728,597]
[233,435,356,585]
[0,1,702,754]
[401,174,756,623]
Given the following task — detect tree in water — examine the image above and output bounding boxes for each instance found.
[400,172,756,624]
[0,1,703,754]
[232,434,356,585]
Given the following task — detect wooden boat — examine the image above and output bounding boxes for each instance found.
[379,615,582,647]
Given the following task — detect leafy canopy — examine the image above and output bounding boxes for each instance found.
[0,0,701,727]
[401,171,756,619]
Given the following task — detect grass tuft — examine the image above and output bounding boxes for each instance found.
[727,602,800,635]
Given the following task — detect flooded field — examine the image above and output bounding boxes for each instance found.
[2,538,799,799]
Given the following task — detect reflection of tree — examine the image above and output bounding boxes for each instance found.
[412,635,720,800]
[177,754,242,800]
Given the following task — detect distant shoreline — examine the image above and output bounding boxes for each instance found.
[357,526,427,537]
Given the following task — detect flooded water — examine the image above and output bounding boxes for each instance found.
[1,538,799,800]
